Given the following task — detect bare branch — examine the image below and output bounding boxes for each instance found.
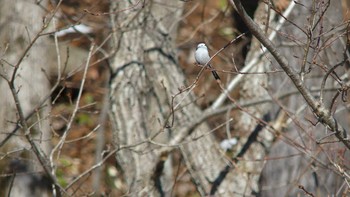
[229,0,350,149]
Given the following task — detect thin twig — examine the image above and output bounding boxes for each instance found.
[50,44,95,178]
[211,1,296,109]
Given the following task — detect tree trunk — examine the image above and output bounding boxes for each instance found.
[109,1,236,196]
[254,0,350,196]
[0,0,52,196]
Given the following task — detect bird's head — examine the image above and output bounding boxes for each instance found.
[196,43,207,50]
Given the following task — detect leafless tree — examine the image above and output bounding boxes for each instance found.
[0,0,60,196]
[109,0,350,196]
[1,0,349,196]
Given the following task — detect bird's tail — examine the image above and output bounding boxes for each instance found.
[208,64,220,80]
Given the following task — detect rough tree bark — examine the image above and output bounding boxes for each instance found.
[0,0,52,196]
[207,0,350,196]
[258,0,350,196]
[229,2,276,194]
[228,0,349,196]
[108,1,237,196]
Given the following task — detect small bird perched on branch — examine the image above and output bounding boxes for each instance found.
[195,43,220,80]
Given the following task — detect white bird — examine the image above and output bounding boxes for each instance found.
[195,43,220,80]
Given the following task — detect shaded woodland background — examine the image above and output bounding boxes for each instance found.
[1,0,350,196]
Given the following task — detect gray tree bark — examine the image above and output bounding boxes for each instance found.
[221,0,349,196]
[109,1,237,196]
[0,0,52,196]
[249,0,350,196]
